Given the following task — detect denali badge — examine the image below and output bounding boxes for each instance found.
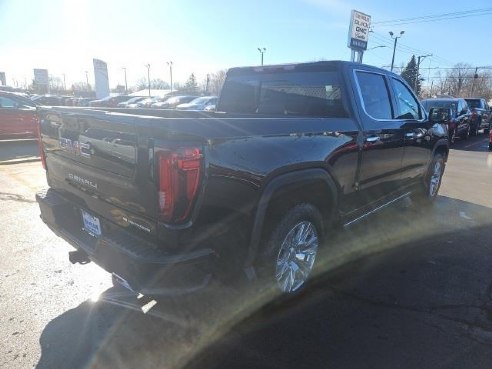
[68,173,98,189]
[59,138,91,158]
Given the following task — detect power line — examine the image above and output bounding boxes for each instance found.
[373,8,492,26]
[371,31,455,66]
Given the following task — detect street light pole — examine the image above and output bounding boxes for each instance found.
[361,45,388,63]
[145,64,151,96]
[167,61,173,95]
[85,71,90,90]
[122,67,128,93]
[62,73,66,92]
[257,47,266,66]
[389,31,404,72]
[415,54,432,93]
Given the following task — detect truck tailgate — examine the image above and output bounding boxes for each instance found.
[39,108,159,238]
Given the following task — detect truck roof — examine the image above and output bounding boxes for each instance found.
[227,60,394,76]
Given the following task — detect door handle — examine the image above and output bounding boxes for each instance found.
[365,136,380,143]
[405,131,424,139]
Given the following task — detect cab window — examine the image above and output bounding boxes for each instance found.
[391,78,421,120]
[355,71,393,120]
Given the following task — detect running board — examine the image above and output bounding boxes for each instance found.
[343,192,411,228]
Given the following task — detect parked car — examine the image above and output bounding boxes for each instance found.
[76,98,94,107]
[31,94,64,106]
[489,129,492,151]
[126,96,161,108]
[117,96,147,108]
[152,95,198,109]
[176,96,218,110]
[0,91,39,139]
[421,98,471,143]
[464,98,491,134]
[89,95,133,108]
[37,61,449,297]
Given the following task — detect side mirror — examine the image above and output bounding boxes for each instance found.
[429,107,451,123]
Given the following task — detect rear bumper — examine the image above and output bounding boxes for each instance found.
[36,188,216,294]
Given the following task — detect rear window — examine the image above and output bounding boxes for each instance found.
[465,99,482,109]
[421,100,457,114]
[218,71,347,117]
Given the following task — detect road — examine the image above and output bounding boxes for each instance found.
[0,135,491,369]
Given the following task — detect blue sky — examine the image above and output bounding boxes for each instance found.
[0,0,491,89]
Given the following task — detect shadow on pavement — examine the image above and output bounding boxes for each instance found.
[0,140,39,163]
[36,196,492,369]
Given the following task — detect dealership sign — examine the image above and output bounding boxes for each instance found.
[93,58,110,99]
[348,10,371,51]
[34,69,49,85]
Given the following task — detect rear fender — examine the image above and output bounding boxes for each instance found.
[245,168,338,268]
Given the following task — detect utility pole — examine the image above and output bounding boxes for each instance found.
[145,64,151,96]
[62,74,66,92]
[122,67,128,93]
[389,31,404,72]
[206,74,210,94]
[167,61,173,95]
[257,47,266,66]
[415,54,432,94]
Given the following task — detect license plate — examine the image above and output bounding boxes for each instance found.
[81,210,101,237]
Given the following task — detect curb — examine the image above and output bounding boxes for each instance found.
[0,157,41,165]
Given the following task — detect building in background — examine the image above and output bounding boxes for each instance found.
[93,59,110,99]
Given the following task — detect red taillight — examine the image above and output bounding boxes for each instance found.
[36,115,47,170]
[157,147,202,223]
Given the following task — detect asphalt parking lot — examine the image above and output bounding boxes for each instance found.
[0,135,491,369]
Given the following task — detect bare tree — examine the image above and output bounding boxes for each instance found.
[135,78,170,91]
[207,70,227,96]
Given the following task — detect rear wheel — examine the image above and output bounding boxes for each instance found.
[259,203,324,294]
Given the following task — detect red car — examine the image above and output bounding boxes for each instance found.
[0,91,39,139]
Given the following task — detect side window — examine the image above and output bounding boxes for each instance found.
[356,71,393,120]
[0,96,18,108]
[391,78,421,120]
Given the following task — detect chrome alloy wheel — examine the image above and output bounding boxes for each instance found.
[275,221,319,293]
[429,161,443,197]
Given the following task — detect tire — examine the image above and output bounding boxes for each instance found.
[258,203,324,294]
[489,143,492,151]
[412,153,445,205]
[449,129,456,144]
[472,118,481,136]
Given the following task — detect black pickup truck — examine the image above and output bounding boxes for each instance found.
[36,61,449,295]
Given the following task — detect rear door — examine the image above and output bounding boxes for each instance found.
[389,76,432,185]
[352,70,405,208]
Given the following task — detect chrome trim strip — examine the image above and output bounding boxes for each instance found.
[343,192,411,228]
